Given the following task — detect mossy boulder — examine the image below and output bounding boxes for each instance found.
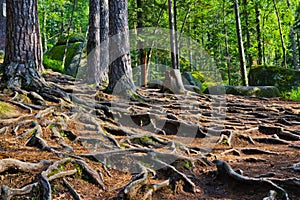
[56,34,84,46]
[0,101,18,119]
[205,86,280,98]
[45,42,85,77]
[249,66,300,92]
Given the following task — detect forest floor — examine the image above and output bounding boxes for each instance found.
[0,71,300,200]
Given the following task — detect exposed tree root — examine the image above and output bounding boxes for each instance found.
[1,182,39,200]
[63,178,82,200]
[0,159,51,174]
[213,160,289,200]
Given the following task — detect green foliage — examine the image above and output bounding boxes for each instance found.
[56,33,84,45]
[281,87,300,101]
[43,55,64,73]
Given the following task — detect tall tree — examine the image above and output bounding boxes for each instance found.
[255,3,263,65]
[0,0,5,51]
[107,0,136,96]
[3,0,44,89]
[273,0,287,68]
[137,0,148,87]
[234,0,248,86]
[165,0,185,94]
[2,0,67,101]
[242,0,252,68]
[87,0,109,86]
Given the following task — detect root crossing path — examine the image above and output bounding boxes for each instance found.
[0,72,299,199]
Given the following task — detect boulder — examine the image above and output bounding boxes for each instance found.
[184,85,201,93]
[249,66,300,92]
[205,85,280,98]
[148,80,164,89]
[45,42,86,77]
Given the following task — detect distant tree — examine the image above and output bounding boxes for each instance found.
[0,0,6,51]
[107,0,136,96]
[234,0,248,86]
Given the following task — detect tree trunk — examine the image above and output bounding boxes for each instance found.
[273,0,287,68]
[99,0,109,86]
[242,0,252,69]
[168,0,178,70]
[137,0,148,87]
[223,0,231,85]
[107,0,136,96]
[173,0,180,69]
[165,0,185,94]
[87,0,101,84]
[234,0,248,86]
[290,27,299,70]
[0,0,6,51]
[255,4,263,65]
[3,0,44,90]
[40,0,47,53]
[87,0,109,86]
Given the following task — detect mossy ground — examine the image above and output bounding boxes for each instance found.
[0,101,18,119]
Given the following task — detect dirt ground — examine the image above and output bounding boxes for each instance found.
[0,72,299,200]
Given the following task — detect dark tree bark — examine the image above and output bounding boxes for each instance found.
[273,0,287,68]
[168,0,178,70]
[107,0,136,96]
[87,0,109,86]
[2,0,44,89]
[137,0,148,87]
[0,0,6,51]
[255,4,263,65]
[1,0,67,101]
[234,0,248,86]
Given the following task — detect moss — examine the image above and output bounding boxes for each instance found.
[56,33,84,45]
[0,101,17,119]
[249,66,300,92]
[46,42,83,71]
[43,55,64,73]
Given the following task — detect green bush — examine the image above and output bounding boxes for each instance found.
[281,87,300,101]
[43,55,64,73]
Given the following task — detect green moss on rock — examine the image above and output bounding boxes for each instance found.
[249,66,300,92]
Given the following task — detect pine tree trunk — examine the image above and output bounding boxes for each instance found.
[168,0,178,70]
[255,4,263,65]
[234,0,248,86]
[0,0,6,51]
[2,0,45,90]
[99,0,109,86]
[107,0,136,96]
[87,0,109,86]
